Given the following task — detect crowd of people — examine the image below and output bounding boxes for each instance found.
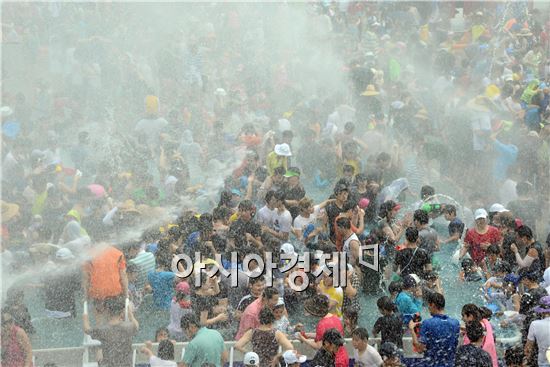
[2,1,550,367]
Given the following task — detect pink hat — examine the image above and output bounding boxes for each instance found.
[88,184,106,199]
[175,281,190,295]
[358,198,370,209]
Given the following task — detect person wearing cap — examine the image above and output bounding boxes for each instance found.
[41,248,80,319]
[525,296,550,367]
[310,328,348,367]
[167,281,192,340]
[280,350,306,367]
[395,274,422,325]
[409,292,460,367]
[243,351,260,367]
[460,208,501,268]
[266,143,291,176]
[378,342,404,367]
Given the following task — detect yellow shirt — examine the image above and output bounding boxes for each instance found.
[266,151,288,176]
[319,282,344,318]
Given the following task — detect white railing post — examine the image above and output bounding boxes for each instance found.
[229,346,234,367]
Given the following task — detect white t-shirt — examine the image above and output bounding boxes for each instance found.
[273,209,292,234]
[257,205,276,228]
[527,317,550,366]
[292,205,322,231]
[354,344,383,367]
[150,356,177,367]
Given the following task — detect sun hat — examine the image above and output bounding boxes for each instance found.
[534,296,550,313]
[1,201,20,222]
[489,203,509,213]
[284,168,301,178]
[56,248,75,260]
[403,274,419,289]
[474,208,488,220]
[281,243,297,257]
[274,143,292,157]
[243,352,260,366]
[361,84,380,96]
[282,350,307,366]
[304,294,329,317]
[275,297,285,308]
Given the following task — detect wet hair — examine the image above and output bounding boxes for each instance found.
[388,281,402,294]
[158,339,175,360]
[379,200,398,219]
[376,152,391,163]
[351,327,369,341]
[126,263,139,274]
[443,204,456,215]
[273,191,286,203]
[516,225,533,239]
[264,190,276,204]
[504,346,524,366]
[212,206,231,222]
[249,276,265,287]
[462,304,482,321]
[218,190,233,207]
[238,200,255,211]
[342,200,357,212]
[343,164,355,174]
[486,244,500,256]
[259,307,276,325]
[180,314,200,330]
[405,227,419,243]
[420,185,435,199]
[336,216,352,230]
[426,292,445,310]
[413,209,429,225]
[105,297,126,316]
[273,166,286,177]
[424,270,439,281]
[465,321,485,343]
[344,121,355,133]
[262,287,279,301]
[298,197,314,211]
[377,296,397,312]
[344,309,358,327]
[499,213,516,229]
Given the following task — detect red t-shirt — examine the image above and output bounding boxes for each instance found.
[315,315,349,367]
[464,226,501,264]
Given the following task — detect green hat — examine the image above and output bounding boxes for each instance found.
[284,168,300,178]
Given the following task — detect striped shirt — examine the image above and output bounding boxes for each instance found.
[129,250,156,290]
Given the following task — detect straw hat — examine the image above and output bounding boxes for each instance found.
[361,84,380,96]
[414,108,429,120]
[1,201,20,221]
[517,28,533,37]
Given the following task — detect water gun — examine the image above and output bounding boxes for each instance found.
[420,203,445,215]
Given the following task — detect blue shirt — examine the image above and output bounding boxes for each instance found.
[395,291,422,323]
[419,314,460,367]
[147,271,175,309]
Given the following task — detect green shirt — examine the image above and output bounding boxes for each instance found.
[183,327,225,367]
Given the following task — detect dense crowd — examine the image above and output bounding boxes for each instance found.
[2,1,550,367]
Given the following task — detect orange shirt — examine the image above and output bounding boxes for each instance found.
[84,246,126,300]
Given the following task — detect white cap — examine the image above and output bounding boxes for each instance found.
[283,350,307,365]
[281,243,296,256]
[474,208,488,220]
[56,248,75,260]
[243,352,259,366]
[489,203,509,213]
[275,297,285,307]
[274,143,292,157]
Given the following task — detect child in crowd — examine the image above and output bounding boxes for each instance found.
[459,258,483,282]
[422,270,444,305]
[351,327,383,367]
[167,281,192,340]
[372,296,403,348]
[273,298,291,334]
[443,205,464,245]
[140,339,177,367]
[388,281,402,302]
[483,263,509,311]
[378,342,404,367]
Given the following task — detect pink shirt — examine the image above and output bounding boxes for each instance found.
[315,315,349,367]
[463,319,498,367]
[235,298,262,340]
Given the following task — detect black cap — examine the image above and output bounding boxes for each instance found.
[334,184,349,195]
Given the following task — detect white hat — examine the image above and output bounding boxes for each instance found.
[281,243,296,256]
[1,106,13,118]
[243,352,260,366]
[278,118,291,132]
[474,208,488,220]
[283,350,307,365]
[275,297,285,307]
[489,203,509,213]
[274,143,292,157]
[56,248,75,260]
[214,88,227,97]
